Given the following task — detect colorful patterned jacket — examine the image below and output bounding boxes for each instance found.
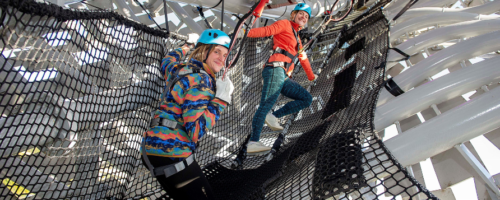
[143,48,228,159]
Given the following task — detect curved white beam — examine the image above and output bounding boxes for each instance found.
[379,30,500,106]
[412,0,458,9]
[384,85,500,167]
[388,0,500,24]
[390,12,482,42]
[375,56,500,131]
[384,0,456,16]
[384,0,433,14]
[386,17,500,69]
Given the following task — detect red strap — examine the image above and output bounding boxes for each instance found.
[253,0,269,17]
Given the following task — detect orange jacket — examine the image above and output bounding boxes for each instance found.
[247,20,315,81]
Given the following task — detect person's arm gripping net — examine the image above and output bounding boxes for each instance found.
[171,74,228,144]
[160,47,189,76]
[298,50,315,81]
[247,20,287,38]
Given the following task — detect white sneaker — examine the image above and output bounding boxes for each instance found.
[265,113,284,131]
[247,141,272,153]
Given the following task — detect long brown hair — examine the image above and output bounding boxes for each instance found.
[188,44,213,63]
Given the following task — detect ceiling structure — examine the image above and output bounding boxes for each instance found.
[45,0,338,35]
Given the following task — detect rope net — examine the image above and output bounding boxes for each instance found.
[0,0,437,199]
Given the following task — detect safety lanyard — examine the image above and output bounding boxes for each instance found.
[291,26,300,52]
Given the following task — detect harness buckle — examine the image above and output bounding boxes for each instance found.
[159,154,196,178]
[266,62,285,68]
[274,46,282,53]
[161,119,179,129]
[150,115,182,130]
[174,161,186,172]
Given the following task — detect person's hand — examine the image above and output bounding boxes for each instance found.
[187,33,199,45]
[181,44,191,53]
[312,74,318,81]
[215,76,234,104]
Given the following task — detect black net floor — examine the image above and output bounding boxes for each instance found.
[0,0,437,199]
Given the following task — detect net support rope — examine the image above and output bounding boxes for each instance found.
[0,0,438,199]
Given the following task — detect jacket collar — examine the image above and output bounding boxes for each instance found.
[189,58,215,79]
[289,20,301,31]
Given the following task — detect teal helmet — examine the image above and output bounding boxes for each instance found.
[196,29,231,49]
[292,3,311,18]
[292,3,312,19]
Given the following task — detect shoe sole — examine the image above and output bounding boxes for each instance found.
[247,150,271,156]
[265,121,284,131]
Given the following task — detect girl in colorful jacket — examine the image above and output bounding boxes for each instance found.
[141,29,234,200]
[246,3,317,153]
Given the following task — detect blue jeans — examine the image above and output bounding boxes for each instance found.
[250,67,312,142]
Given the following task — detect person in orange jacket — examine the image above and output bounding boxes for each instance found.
[246,3,317,153]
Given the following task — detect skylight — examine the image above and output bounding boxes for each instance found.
[450,178,478,200]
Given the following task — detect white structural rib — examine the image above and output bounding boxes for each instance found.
[384,0,457,16]
[386,17,500,70]
[390,12,491,42]
[384,85,500,167]
[378,30,500,106]
[374,56,500,131]
[388,0,500,24]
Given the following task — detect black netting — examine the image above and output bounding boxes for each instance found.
[0,0,438,199]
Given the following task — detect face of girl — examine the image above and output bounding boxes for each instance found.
[293,10,309,27]
[205,45,228,73]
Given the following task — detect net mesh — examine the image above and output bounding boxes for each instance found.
[0,0,438,199]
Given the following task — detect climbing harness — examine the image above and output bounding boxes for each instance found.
[141,142,196,177]
[266,25,301,71]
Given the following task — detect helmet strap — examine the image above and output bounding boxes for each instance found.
[204,44,214,63]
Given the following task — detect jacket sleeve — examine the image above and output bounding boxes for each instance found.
[160,47,189,76]
[171,74,228,144]
[298,51,315,81]
[247,20,287,38]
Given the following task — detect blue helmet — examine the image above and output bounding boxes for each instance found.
[292,3,312,18]
[196,29,231,49]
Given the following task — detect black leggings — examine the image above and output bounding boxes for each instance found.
[142,155,215,200]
